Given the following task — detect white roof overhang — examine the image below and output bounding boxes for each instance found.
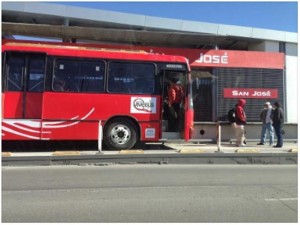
[2,2,297,49]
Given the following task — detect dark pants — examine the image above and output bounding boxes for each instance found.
[168,103,180,132]
[273,124,283,147]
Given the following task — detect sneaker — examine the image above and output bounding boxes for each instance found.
[257,143,264,145]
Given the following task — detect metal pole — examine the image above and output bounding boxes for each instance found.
[62,18,70,43]
[217,122,221,152]
[98,120,103,153]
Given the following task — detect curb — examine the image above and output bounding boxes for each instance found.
[288,148,298,153]
[179,149,209,154]
[235,149,260,153]
[2,152,11,157]
[119,150,144,154]
[2,152,297,166]
[52,151,81,156]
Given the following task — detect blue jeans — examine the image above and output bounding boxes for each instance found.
[260,122,274,145]
[273,124,283,147]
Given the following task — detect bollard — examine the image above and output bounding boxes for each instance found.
[216,121,221,152]
[98,120,103,153]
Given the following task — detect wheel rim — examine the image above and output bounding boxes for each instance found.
[110,124,131,145]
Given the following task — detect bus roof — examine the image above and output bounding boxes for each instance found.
[2,39,189,65]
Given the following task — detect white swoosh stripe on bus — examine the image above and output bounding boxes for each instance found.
[43,108,95,128]
[2,126,40,140]
[3,121,49,134]
[2,108,95,139]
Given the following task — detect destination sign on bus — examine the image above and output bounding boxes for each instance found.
[166,64,184,69]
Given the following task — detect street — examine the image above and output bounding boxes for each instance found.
[2,164,298,222]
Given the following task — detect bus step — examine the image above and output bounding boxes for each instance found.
[162,132,182,140]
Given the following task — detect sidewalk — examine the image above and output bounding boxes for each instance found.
[166,141,298,154]
[2,141,298,166]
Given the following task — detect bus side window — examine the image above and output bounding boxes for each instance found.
[5,53,25,91]
[135,78,154,94]
[2,52,6,93]
[53,58,104,93]
[108,65,129,93]
[53,59,79,92]
[108,61,155,94]
[79,61,105,93]
[27,55,45,92]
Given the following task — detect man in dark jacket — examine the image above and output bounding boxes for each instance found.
[272,102,284,148]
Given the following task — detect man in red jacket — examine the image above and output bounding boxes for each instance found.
[233,99,247,147]
[167,78,184,132]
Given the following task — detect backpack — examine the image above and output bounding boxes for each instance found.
[228,107,236,123]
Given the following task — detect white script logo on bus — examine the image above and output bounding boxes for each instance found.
[196,52,228,64]
[130,97,157,114]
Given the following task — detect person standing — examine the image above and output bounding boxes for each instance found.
[167,78,184,132]
[257,102,274,146]
[272,102,284,148]
[234,99,247,147]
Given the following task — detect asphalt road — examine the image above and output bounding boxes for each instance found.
[2,164,298,223]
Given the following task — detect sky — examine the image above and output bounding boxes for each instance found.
[53,1,298,32]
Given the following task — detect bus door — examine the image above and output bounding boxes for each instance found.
[3,52,45,136]
[161,70,186,139]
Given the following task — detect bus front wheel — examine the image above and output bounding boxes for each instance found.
[104,119,138,150]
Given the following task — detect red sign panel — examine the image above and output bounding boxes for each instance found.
[50,42,285,70]
[224,88,279,99]
[188,50,284,69]
[134,47,284,69]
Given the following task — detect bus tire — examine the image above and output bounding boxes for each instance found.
[104,119,138,150]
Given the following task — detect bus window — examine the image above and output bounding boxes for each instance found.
[53,58,105,93]
[6,53,25,91]
[79,61,105,92]
[3,53,45,119]
[27,56,45,92]
[108,62,155,94]
[2,53,6,93]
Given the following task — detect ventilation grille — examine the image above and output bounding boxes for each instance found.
[215,68,284,122]
[192,77,213,121]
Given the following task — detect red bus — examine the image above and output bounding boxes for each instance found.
[2,40,194,150]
